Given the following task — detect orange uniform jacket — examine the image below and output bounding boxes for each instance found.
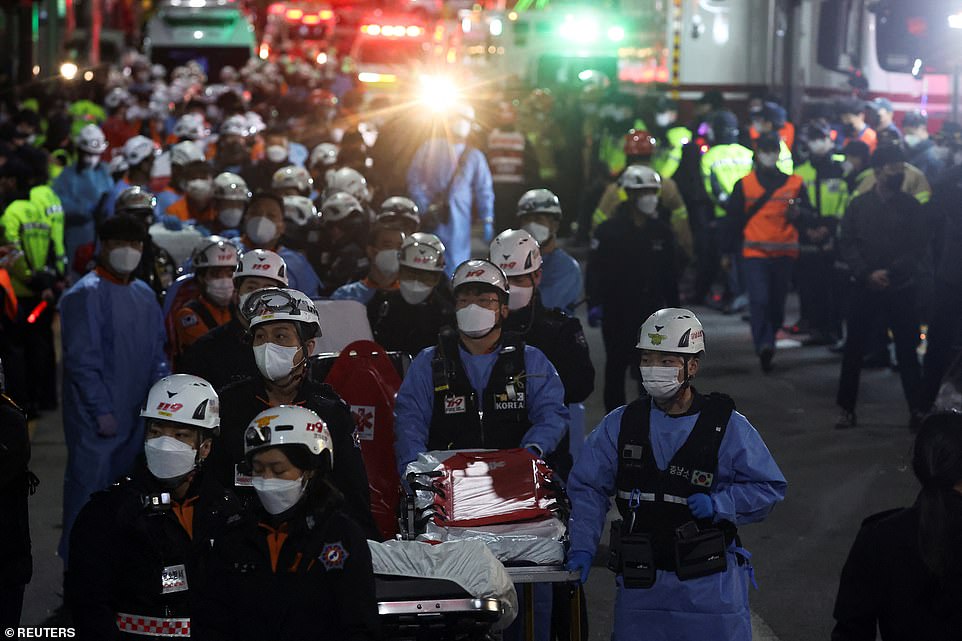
[172,296,232,358]
[741,172,803,259]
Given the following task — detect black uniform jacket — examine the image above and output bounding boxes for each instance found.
[211,375,379,539]
[367,283,455,357]
[177,316,258,392]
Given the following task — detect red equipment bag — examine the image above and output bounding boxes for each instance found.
[324,340,404,540]
[426,449,561,528]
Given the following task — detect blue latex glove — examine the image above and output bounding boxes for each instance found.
[687,493,715,520]
[587,305,603,328]
[482,220,495,243]
[566,550,593,585]
[160,214,183,231]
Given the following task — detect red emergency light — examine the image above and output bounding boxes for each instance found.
[27,300,47,324]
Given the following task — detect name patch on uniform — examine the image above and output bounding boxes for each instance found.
[351,405,376,441]
[691,470,714,487]
[319,542,349,571]
[444,395,466,414]
[494,391,525,411]
[161,564,188,594]
[234,464,253,488]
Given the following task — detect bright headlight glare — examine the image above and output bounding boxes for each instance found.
[60,62,79,80]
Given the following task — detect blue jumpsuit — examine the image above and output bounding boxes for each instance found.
[52,163,114,271]
[58,268,170,564]
[567,402,787,641]
[539,248,582,316]
[407,140,495,276]
[330,280,376,305]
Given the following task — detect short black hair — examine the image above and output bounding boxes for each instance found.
[871,143,905,168]
[842,140,871,163]
[98,214,147,242]
[756,131,782,153]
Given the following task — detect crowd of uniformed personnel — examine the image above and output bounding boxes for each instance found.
[0,51,959,641]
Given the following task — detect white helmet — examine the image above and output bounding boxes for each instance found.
[452,259,509,296]
[170,140,206,167]
[108,154,129,175]
[213,172,250,202]
[400,232,446,272]
[115,186,157,216]
[320,192,364,223]
[234,249,289,286]
[173,113,210,141]
[244,405,333,469]
[619,164,662,191]
[327,167,370,202]
[489,229,542,277]
[244,287,322,337]
[636,308,705,355]
[245,112,267,135]
[122,135,158,166]
[309,142,338,168]
[378,196,420,227]
[151,64,167,81]
[105,87,132,110]
[220,114,252,138]
[283,195,319,228]
[192,237,240,270]
[272,165,314,195]
[516,188,562,219]
[141,374,220,430]
[76,124,108,155]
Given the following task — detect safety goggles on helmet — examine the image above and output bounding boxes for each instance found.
[243,287,322,337]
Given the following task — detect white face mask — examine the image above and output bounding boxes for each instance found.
[903,134,921,149]
[639,365,683,400]
[756,152,778,169]
[808,138,833,157]
[252,476,306,515]
[206,277,234,306]
[655,112,673,128]
[218,206,244,228]
[253,342,302,381]
[246,216,278,245]
[508,284,533,310]
[456,304,498,338]
[399,279,433,305]
[266,145,288,164]
[374,249,400,278]
[108,246,142,275]
[841,160,855,176]
[452,119,472,139]
[522,221,551,244]
[636,194,659,216]
[144,436,198,480]
[186,178,213,203]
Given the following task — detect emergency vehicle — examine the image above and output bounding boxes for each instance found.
[145,0,256,77]
[258,2,336,64]
[349,12,445,89]
[478,0,956,123]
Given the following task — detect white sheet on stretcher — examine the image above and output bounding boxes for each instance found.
[368,539,518,630]
[419,517,567,566]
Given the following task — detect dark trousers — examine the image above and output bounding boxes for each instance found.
[836,286,922,413]
[694,217,723,302]
[602,315,645,412]
[493,183,528,234]
[921,288,962,410]
[796,248,842,336]
[7,296,57,414]
[743,256,794,354]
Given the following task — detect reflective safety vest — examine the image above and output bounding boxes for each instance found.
[741,172,803,259]
[701,143,754,218]
[486,129,526,185]
[651,126,692,179]
[776,139,794,176]
[794,161,849,218]
[615,394,736,570]
[428,331,530,452]
[1,199,56,296]
[30,185,66,274]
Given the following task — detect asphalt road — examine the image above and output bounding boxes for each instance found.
[18,293,919,640]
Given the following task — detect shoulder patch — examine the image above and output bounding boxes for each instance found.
[180,313,199,328]
[319,541,349,571]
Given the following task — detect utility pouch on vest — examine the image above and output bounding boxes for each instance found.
[608,520,656,589]
[674,520,727,581]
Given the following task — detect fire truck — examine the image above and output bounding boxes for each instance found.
[348,12,453,89]
[258,1,337,63]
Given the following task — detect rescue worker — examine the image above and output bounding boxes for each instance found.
[793,122,850,345]
[368,232,454,356]
[748,102,794,174]
[515,189,583,315]
[649,96,692,180]
[587,165,680,412]
[407,104,496,272]
[565,308,787,641]
[279,195,321,256]
[852,146,932,204]
[839,99,878,154]
[105,136,157,217]
[166,160,215,225]
[308,142,338,194]
[53,124,113,274]
[195,405,380,641]
[841,140,872,193]
[114,186,177,301]
[212,288,378,538]
[835,144,931,430]
[393,258,569,473]
[700,111,754,313]
[271,165,314,198]
[65,374,245,640]
[178,249,288,391]
[870,96,901,141]
[212,115,254,176]
[330,224,403,304]
[172,238,240,362]
[375,196,420,237]
[58,215,170,565]
[210,171,250,237]
[155,140,206,218]
[324,167,374,218]
[490,228,594,476]
[725,132,812,372]
[902,111,946,185]
[486,100,540,232]
[315,191,369,295]
[241,192,323,298]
